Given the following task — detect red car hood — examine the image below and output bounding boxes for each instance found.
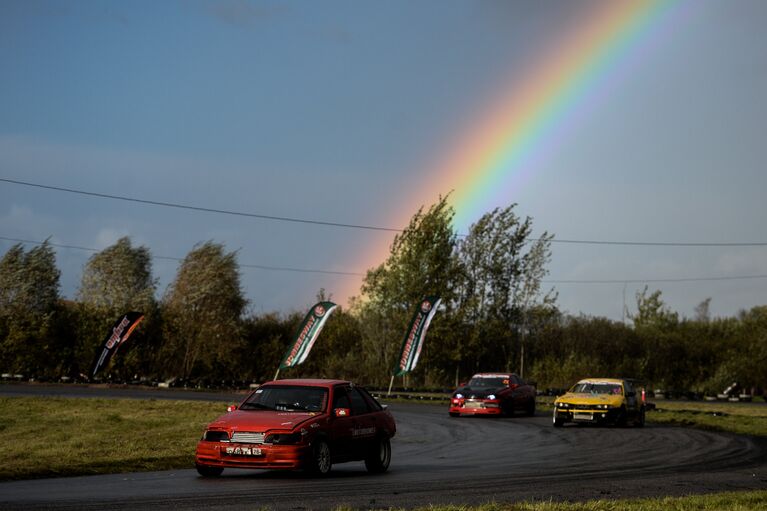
[209,410,324,432]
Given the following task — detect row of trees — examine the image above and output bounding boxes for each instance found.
[1,199,765,394]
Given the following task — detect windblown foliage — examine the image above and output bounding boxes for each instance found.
[0,209,765,395]
[161,241,247,380]
[75,237,159,379]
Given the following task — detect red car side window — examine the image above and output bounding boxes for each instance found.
[358,387,383,411]
[333,386,352,411]
[349,388,371,415]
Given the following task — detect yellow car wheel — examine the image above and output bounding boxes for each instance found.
[636,408,646,427]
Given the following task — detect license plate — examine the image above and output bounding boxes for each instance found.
[573,413,594,421]
[464,401,482,409]
[224,446,262,456]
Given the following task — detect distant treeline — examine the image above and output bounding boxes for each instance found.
[2,198,765,394]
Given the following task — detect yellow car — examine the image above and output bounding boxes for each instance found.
[552,378,646,427]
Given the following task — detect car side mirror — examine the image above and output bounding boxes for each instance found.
[227,404,238,412]
[509,383,519,390]
[334,407,351,417]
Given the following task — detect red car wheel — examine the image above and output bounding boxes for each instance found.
[365,437,391,473]
[309,439,332,475]
[196,464,223,477]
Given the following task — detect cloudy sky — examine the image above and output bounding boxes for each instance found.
[1,0,766,320]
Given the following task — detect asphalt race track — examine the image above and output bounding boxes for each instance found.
[1,384,766,510]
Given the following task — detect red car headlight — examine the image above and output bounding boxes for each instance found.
[264,432,303,445]
[202,430,230,442]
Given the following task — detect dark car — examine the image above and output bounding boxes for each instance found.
[449,372,536,417]
[195,379,396,476]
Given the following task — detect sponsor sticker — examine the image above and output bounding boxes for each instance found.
[352,427,376,437]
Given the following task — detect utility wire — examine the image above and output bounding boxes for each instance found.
[544,275,767,284]
[0,177,401,233]
[550,239,767,247]
[3,235,765,284]
[4,177,767,247]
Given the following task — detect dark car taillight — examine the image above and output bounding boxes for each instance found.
[203,430,230,442]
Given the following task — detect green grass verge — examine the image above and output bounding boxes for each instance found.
[647,400,767,437]
[0,396,223,480]
[345,491,767,511]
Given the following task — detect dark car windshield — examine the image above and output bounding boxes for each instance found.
[571,382,623,395]
[468,376,509,388]
[240,385,328,412]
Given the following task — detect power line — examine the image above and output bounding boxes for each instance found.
[544,275,767,284]
[0,236,364,277]
[4,177,767,247]
[0,177,402,234]
[550,239,767,247]
[2,235,765,284]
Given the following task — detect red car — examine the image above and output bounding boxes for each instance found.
[449,373,536,417]
[195,379,396,476]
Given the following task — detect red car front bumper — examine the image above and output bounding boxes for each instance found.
[449,398,503,416]
[195,441,312,470]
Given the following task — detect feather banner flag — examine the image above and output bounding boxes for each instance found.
[393,296,441,377]
[278,301,337,372]
[90,311,144,378]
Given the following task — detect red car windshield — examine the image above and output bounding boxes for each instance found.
[241,385,328,412]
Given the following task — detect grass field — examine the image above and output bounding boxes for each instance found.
[0,396,222,480]
[379,491,767,511]
[647,400,767,437]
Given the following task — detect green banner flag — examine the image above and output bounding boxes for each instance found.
[279,301,337,370]
[393,296,441,376]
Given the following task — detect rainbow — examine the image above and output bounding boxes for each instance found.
[445,0,684,229]
[338,0,686,305]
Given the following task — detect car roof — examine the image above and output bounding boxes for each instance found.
[472,373,514,378]
[576,378,625,385]
[262,378,349,387]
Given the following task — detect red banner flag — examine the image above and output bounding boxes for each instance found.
[90,312,144,378]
